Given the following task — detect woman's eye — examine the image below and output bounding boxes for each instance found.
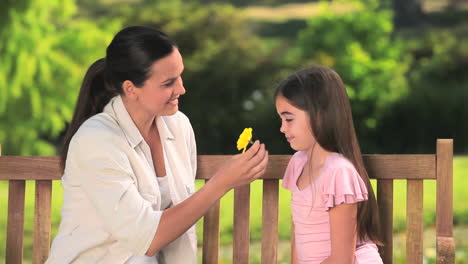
[286,119,293,122]
[164,81,175,87]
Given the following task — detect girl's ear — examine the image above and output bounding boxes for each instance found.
[122,80,138,99]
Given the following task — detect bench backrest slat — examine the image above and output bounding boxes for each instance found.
[436,139,455,264]
[6,180,26,264]
[33,180,52,264]
[0,157,61,180]
[233,185,251,264]
[406,179,424,264]
[261,179,279,264]
[377,179,393,264]
[364,155,436,180]
[0,155,438,181]
[202,180,220,264]
[436,140,453,237]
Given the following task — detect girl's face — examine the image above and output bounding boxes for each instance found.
[134,48,185,117]
[276,95,316,152]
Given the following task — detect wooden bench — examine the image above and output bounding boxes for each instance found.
[0,139,455,264]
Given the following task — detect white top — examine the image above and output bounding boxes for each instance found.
[157,176,172,210]
[46,95,197,264]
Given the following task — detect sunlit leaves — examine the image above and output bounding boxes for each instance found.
[297,0,409,131]
[0,0,119,155]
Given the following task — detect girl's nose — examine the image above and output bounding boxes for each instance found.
[280,122,286,133]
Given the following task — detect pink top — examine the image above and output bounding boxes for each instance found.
[283,151,383,264]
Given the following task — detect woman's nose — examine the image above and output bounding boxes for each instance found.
[177,78,186,95]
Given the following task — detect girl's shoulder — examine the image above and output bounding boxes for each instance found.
[320,153,368,209]
[323,152,356,172]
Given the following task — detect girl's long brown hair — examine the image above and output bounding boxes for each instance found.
[275,65,381,245]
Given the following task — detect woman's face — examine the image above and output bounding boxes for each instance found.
[275,95,315,152]
[134,48,185,117]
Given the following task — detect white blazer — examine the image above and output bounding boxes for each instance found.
[46,95,197,264]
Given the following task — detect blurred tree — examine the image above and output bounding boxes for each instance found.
[392,0,425,28]
[376,29,468,154]
[111,0,284,154]
[0,0,29,28]
[0,0,119,155]
[196,0,319,7]
[295,0,410,152]
[447,0,463,10]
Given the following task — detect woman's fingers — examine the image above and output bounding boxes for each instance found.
[250,165,267,182]
[215,141,269,188]
[248,150,269,180]
[242,140,261,161]
[244,143,266,171]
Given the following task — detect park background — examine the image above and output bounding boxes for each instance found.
[0,0,467,263]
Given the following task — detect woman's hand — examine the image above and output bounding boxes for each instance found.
[146,140,268,255]
[212,140,269,193]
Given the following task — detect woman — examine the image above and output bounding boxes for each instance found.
[46,26,268,264]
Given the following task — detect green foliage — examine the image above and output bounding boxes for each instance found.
[295,0,409,151]
[0,0,119,155]
[197,0,316,7]
[375,27,468,153]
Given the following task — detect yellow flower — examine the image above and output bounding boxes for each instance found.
[237,128,253,153]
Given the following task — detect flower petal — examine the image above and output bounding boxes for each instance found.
[236,128,253,151]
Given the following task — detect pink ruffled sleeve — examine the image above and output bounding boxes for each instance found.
[321,166,369,209]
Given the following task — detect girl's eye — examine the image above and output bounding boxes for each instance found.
[285,119,293,122]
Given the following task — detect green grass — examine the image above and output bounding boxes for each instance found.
[390,156,468,231]
[241,0,468,23]
[242,2,359,23]
[196,180,293,244]
[0,181,63,264]
[1,156,468,263]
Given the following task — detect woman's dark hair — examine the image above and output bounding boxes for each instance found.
[60,26,176,170]
[275,65,381,245]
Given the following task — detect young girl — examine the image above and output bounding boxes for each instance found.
[276,65,383,264]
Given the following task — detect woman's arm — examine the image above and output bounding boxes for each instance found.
[146,141,268,256]
[321,203,357,264]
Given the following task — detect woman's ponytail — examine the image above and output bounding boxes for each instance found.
[60,58,117,171]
